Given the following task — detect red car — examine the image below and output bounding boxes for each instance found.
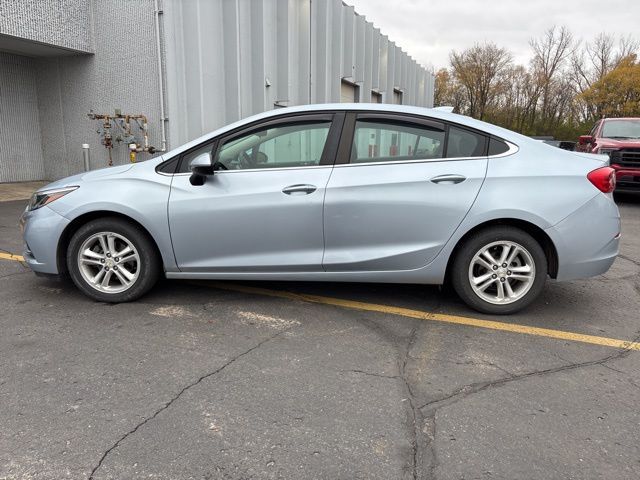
[577,117,640,193]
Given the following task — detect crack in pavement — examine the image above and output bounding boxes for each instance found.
[0,270,29,279]
[618,253,640,267]
[600,363,640,391]
[418,330,640,413]
[87,329,288,480]
[416,356,516,378]
[399,326,421,480]
[415,329,640,479]
[340,369,399,380]
[339,309,426,480]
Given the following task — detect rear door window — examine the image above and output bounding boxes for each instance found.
[446,127,487,158]
[350,118,446,163]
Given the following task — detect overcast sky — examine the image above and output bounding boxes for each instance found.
[346,0,640,71]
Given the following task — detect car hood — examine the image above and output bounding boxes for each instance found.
[597,138,640,148]
[36,164,137,192]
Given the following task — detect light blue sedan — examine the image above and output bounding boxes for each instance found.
[20,104,620,314]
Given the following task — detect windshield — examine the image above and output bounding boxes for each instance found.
[601,119,640,139]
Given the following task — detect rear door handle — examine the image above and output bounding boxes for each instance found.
[282,184,317,195]
[430,174,466,184]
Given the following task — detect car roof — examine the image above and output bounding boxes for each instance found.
[164,103,531,159]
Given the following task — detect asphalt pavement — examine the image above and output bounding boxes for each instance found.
[1,192,639,480]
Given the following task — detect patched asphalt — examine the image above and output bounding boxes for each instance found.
[1,194,639,479]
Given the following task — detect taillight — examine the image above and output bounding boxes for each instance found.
[587,166,616,193]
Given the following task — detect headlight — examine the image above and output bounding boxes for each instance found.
[28,186,78,211]
[597,148,618,157]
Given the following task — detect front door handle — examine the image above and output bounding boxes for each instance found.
[430,174,466,184]
[282,184,317,195]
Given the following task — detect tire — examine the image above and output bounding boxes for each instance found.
[67,217,160,302]
[451,226,547,315]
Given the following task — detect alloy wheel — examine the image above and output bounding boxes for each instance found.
[77,231,140,294]
[468,240,536,305]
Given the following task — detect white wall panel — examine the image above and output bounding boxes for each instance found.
[164,0,434,146]
[371,28,380,91]
[341,4,355,80]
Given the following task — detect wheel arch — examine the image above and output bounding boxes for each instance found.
[56,211,163,276]
[444,218,559,283]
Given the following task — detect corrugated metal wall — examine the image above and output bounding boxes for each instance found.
[164,0,435,147]
[0,53,45,182]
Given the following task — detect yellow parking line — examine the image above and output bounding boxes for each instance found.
[204,282,640,352]
[1,247,635,352]
[0,252,24,262]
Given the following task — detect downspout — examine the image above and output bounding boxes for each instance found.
[154,0,167,152]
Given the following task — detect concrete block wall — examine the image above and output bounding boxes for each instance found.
[33,0,164,178]
[0,0,93,53]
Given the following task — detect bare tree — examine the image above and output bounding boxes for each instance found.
[442,27,639,139]
[616,35,640,64]
[572,34,640,121]
[530,26,575,129]
[497,65,540,132]
[434,68,467,113]
[449,43,512,120]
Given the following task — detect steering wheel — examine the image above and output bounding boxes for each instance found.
[238,151,253,169]
[213,161,227,171]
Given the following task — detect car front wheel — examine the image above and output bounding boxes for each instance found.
[67,217,160,302]
[451,226,547,314]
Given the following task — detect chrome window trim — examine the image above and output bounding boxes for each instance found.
[335,141,519,168]
[490,140,519,158]
[157,170,179,177]
[156,138,519,176]
[165,164,334,177]
[334,157,480,168]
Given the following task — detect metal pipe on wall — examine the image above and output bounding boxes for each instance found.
[154,0,167,152]
[82,144,91,171]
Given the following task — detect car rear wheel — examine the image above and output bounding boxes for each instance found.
[451,226,547,314]
[67,218,160,302]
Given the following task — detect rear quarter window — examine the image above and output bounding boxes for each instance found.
[488,138,509,156]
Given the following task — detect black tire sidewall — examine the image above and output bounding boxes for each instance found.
[452,227,547,315]
[67,218,160,303]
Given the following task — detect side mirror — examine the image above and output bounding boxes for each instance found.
[578,135,594,146]
[189,152,213,186]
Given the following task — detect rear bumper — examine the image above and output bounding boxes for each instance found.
[20,205,69,275]
[545,193,620,281]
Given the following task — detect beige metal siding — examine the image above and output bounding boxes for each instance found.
[340,81,357,103]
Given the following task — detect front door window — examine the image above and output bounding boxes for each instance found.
[216,122,331,170]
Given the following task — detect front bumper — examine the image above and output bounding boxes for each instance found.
[20,205,70,275]
[612,166,640,193]
[546,193,620,281]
